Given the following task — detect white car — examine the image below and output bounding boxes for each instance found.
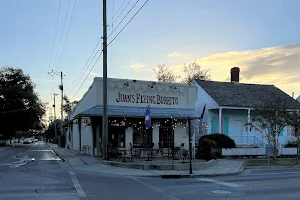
[33,139,38,142]
[23,138,33,144]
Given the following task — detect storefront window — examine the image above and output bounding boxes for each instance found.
[133,125,152,148]
[159,120,174,148]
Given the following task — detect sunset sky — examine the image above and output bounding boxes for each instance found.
[1,0,300,120]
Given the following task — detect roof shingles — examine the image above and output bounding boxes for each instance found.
[195,80,300,109]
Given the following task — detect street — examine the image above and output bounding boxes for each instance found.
[1,142,300,200]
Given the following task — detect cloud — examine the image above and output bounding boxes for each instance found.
[197,44,300,95]
[168,52,188,58]
[85,71,100,77]
[129,63,146,70]
[89,71,100,77]
[165,44,300,96]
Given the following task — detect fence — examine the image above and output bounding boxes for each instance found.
[107,147,202,164]
[222,148,266,156]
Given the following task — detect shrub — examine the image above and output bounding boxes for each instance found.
[200,133,236,149]
[0,141,6,147]
[285,141,297,148]
[196,134,236,159]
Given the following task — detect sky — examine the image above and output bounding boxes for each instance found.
[1,0,300,122]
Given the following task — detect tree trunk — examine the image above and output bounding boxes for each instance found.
[273,141,278,160]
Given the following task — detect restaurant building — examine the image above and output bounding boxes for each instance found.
[65,77,200,156]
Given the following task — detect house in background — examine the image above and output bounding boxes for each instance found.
[297,95,300,102]
[193,67,300,148]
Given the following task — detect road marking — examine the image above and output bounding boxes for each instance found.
[198,178,244,188]
[68,171,88,198]
[10,156,29,168]
[248,180,300,187]
[250,172,300,176]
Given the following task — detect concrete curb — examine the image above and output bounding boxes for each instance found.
[245,166,300,169]
[156,167,245,179]
[46,143,65,162]
[101,159,217,170]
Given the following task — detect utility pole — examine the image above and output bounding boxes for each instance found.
[53,93,59,143]
[102,0,108,160]
[60,71,64,122]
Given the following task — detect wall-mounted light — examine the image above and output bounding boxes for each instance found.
[148,81,154,88]
[124,79,129,86]
[170,83,177,90]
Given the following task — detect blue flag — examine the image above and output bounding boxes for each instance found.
[200,104,206,119]
[145,104,151,128]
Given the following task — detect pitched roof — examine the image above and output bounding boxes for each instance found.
[195,80,300,109]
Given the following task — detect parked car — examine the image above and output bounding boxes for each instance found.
[33,138,38,142]
[23,138,32,144]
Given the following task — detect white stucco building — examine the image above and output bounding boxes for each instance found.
[65,78,200,156]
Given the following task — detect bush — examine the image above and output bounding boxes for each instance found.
[196,134,236,159]
[0,141,6,147]
[200,133,236,149]
[285,141,297,148]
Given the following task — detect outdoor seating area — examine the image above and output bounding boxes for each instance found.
[107,143,203,164]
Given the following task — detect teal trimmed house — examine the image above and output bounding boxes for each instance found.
[192,67,300,147]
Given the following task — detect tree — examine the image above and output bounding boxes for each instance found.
[153,62,211,83]
[63,95,78,117]
[183,61,211,84]
[0,67,45,139]
[286,111,300,159]
[153,64,180,83]
[250,101,289,160]
[44,119,62,140]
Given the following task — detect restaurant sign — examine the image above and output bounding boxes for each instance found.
[116,92,178,105]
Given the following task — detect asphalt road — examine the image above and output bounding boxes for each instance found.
[0,142,79,200]
[2,142,300,200]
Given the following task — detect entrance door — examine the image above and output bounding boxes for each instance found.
[109,126,125,148]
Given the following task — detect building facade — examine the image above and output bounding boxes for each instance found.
[65,78,200,156]
[193,67,300,147]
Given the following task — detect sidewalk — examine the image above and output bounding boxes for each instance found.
[47,143,244,178]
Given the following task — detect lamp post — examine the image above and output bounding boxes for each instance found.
[188,117,193,174]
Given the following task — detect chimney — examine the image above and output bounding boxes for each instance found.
[230,67,240,82]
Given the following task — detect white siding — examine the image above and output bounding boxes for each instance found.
[193,81,219,122]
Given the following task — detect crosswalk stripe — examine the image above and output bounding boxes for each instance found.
[198,178,244,188]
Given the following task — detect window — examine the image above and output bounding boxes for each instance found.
[133,125,152,148]
[159,127,174,148]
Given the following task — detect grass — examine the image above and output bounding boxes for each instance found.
[244,159,300,166]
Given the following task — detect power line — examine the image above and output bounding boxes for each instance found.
[54,0,78,70]
[66,40,102,97]
[108,0,115,76]
[107,0,139,38]
[108,0,149,46]
[47,0,62,73]
[53,0,72,71]
[71,51,103,100]
[107,0,131,28]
